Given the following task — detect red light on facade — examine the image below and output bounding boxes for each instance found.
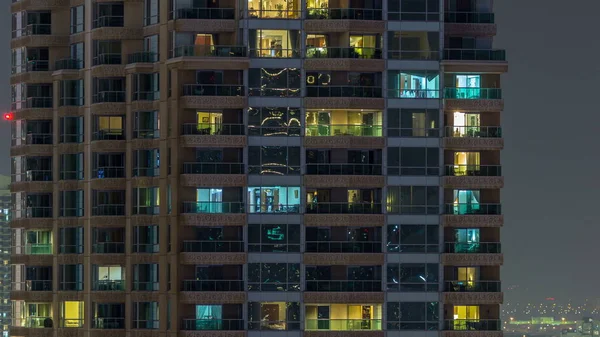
[3,113,13,121]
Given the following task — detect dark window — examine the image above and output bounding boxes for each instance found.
[387,301,439,330]
[386,263,439,291]
[248,224,300,252]
[247,263,300,291]
[386,186,439,214]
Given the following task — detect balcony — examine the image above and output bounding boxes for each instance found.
[55,58,83,71]
[127,52,159,64]
[180,84,246,110]
[307,86,382,98]
[25,24,52,35]
[444,12,497,37]
[443,280,503,305]
[181,162,245,186]
[443,49,508,73]
[169,45,248,72]
[445,203,500,216]
[17,243,52,255]
[12,316,53,328]
[306,203,381,214]
[445,242,501,254]
[92,242,125,254]
[93,317,125,329]
[445,281,501,293]
[183,84,244,97]
[305,319,382,331]
[12,280,52,291]
[93,16,124,28]
[11,170,53,192]
[180,123,246,148]
[306,124,383,137]
[181,202,244,214]
[305,241,381,253]
[444,126,503,150]
[182,319,244,331]
[305,280,381,292]
[92,205,126,216]
[444,164,503,189]
[93,91,126,103]
[93,53,122,66]
[444,87,504,112]
[306,163,382,176]
[182,279,244,292]
[25,97,53,109]
[92,280,125,291]
[174,45,246,58]
[182,240,244,253]
[443,319,501,331]
[173,7,235,19]
[444,49,505,61]
[305,47,384,72]
[305,8,385,33]
[305,86,384,110]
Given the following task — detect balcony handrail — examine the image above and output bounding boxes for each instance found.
[25,24,52,35]
[92,129,125,140]
[92,242,125,253]
[181,123,245,136]
[305,240,382,253]
[12,280,52,291]
[92,53,122,66]
[92,204,126,216]
[12,207,53,219]
[306,85,382,98]
[182,240,244,252]
[133,91,159,101]
[182,84,244,96]
[305,202,382,214]
[132,243,159,253]
[55,58,83,70]
[92,279,126,291]
[93,15,125,28]
[132,281,159,291]
[305,279,382,292]
[443,49,506,61]
[127,51,159,63]
[249,48,300,58]
[444,11,495,24]
[11,171,53,184]
[173,7,235,19]
[182,279,244,291]
[12,133,53,145]
[93,91,126,103]
[443,319,501,331]
[445,203,501,215]
[443,87,502,99]
[305,46,382,59]
[173,45,247,58]
[444,125,502,137]
[445,164,502,177]
[247,8,302,19]
[305,318,383,330]
[182,162,245,175]
[305,163,382,176]
[387,88,440,99]
[444,242,501,254]
[445,280,501,292]
[181,201,245,214]
[12,243,53,255]
[59,244,84,254]
[26,96,53,108]
[26,60,50,72]
[306,7,383,20]
[387,50,441,61]
[13,316,53,328]
[92,317,126,329]
[59,96,84,106]
[133,128,160,139]
[92,166,126,178]
[181,318,244,331]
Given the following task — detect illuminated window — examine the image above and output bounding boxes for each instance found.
[61,301,84,327]
[305,304,383,330]
[248,302,300,330]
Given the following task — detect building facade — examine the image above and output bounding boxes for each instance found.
[0,177,11,337]
[9,0,506,336]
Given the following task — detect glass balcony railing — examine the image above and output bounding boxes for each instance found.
[306,8,382,20]
[133,91,159,101]
[305,124,382,137]
[445,203,501,215]
[306,86,382,98]
[305,47,382,59]
[306,164,382,175]
[173,45,247,58]
[93,167,125,178]
[388,88,440,99]
[93,317,125,329]
[182,162,244,174]
[93,53,122,66]
[444,87,502,99]
[128,52,159,63]
[26,97,53,108]
[12,207,53,218]
[445,165,502,177]
[59,97,84,106]
[305,203,382,214]
[21,243,53,255]
[182,240,244,252]
[14,133,53,145]
[55,58,83,70]
[445,280,501,292]
[445,126,502,138]
[132,281,159,291]
[13,317,53,328]
[250,48,300,58]
[92,242,125,254]
[305,241,381,253]
[305,319,383,331]
[93,16,124,28]
[445,242,501,254]
[61,318,84,328]
[93,91,126,103]
[12,280,52,291]
[445,11,495,24]
[181,123,245,136]
[443,319,501,331]
[444,49,506,61]
[247,9,302,19]
[59,244,83,254]
[182,84,244,96]
[12,171,52,183]
[60,282,83,291]
[132,243,159,253]
[92,205,126,216]
[305,280,382,292]
[181,201,245,214]
[133,320,159,329]
[25,24,51,35]
[92,280,125,291]
[92,129,125,141]
[173,7,235,19]
[182,319,244,331]
[182,280,244,292]
[26,60,50,72]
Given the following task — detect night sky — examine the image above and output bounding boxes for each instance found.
[0,0,597,302]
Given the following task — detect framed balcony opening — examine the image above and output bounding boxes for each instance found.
[182,226,243,253]
[132,187,160,215]
[182,304,243,330]
[452,305,481,330]
[133,225,159,253]
[386,224,439,253]
[248,302,300,330]
[93,2,124,27]
[247,186,301,213]
[248,107,301,136]
[196,188,222,212]
[22,230,52,255]
[12,301,52,328]
[59,227,84,254]
[386,263,439,292]
[94,116,124,141]
[59,264,83,291]
[93,78,125,103]
[172,0,234,19]
[250,29,300,58]
[133,264,159,291]
[248,0,300,18]
[134,111,160,139]
[248,146,300,175]
[93,265,125,291]
[387,31,439,60]
[305,110,382,137]
[93,153,125,178]
[388,71,440,98]
[133,301,159,329]
[93,41,122,66]
[305,227,382,253]
[306,266,382,291]
[451,112,480,136]
[182,265,243,291]
[133,149,160,177]
[386,302,439,330]
[248,224,300,252]
[92,303,125,329]
[92,228,125,253]
[452,189,483,215]
[61,301,84,328]
[305,304,383,330]
[306,188,381,214]
[247,263,300,291]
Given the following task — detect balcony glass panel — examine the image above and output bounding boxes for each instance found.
[386,263,439,291]
[305,110,382,137]
[386,186,439,215]
[92,303,125,329]
[250,30,301,58]
[388,71,440,98]
[61,301,84,327]
[443,49,505,61]
[305,304,383,330]
[386,302,439,330]
[182,318,244,330]
[248,0,300,18]
[248,224,301,253]
[248,146,300,175]
[182,84,243,96]
[248,186,300,213]
[174,7,234,19]
[248,263,300,291]
[386,224,439,253]
[248,68,301,97]
[248,107,301,137]
[306,8,382,20]
[444,12,495,24]
[388,108,439,137]
[387,31,440,60]
[445,281,501,292]
[128,51,159,63]
[306,227,381,253]
[93,266,125,291]
[12,302,52,328]
[444,319,500,331]
[248,302,300,330]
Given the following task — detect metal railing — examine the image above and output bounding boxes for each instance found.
[445,165,502,177]
[12,280,52,291]
[305,241,382,253]
[445,280,501,292]
[12,317,53,328]
[93,16,124,28]
[249,203,300,213]
[305,203,381,214]
[182,84,244,96]
[93,91,126,103]
[305,124,383,137]
[92,129,125,141]
[26,24,52,35]
[305,280,381,292]
[305,47,382,59]
[181,201,245,214]
[59,281,84,291]
[247,9,301,19]
[59,244,83,254]
[60,170,84,180]
[14,243,53,255]
[92,205,126,216]
[132,281,159,291]
[182,240,244,253]
[305,164,382,175]
[443,49,506,61]
[445,11,495,24]
[26,97,53,108]
[26,60,50,72]
[444,87,502,99]
[443,319,501,331]
[92,53,122,66]
[387,128,440,138]
[306,86,382,98]
[181,123,245,136]
[388,88,440,99]
[133,129,160,139]
[444,203,501,215]
[132,167,160,177]
[183,162,244,175]
[12,207,53,219]
[92,280,125,291]
[93,167,125,178]
[92,317,125,329]
[12,170,52,182]
[445,242,501,254]
[128,52,159,63]
[60,133,84,143]
[173,45,247,58]
[173,7,235,19]
[248,87,301,97]
[306,8,382,20]
[182,318,244,331]
[59,97,84,106]
[12,133,53,145]
[182,280,244,291]
[60,318,84,328]
[305,319,383,331]
[250,48,300,58]
[132,243,159,253]
[445,126,502,138]
[132,319,159,329]
[388,50,440,60]
[248,125,301,137]
[132,205,160,215]
[133,91,159,101]
[92,242,125,253]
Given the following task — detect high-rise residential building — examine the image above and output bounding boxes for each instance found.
[9,0,505,336]
[0,176,11,337]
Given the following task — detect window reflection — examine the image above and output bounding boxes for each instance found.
[248,107,301,136]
